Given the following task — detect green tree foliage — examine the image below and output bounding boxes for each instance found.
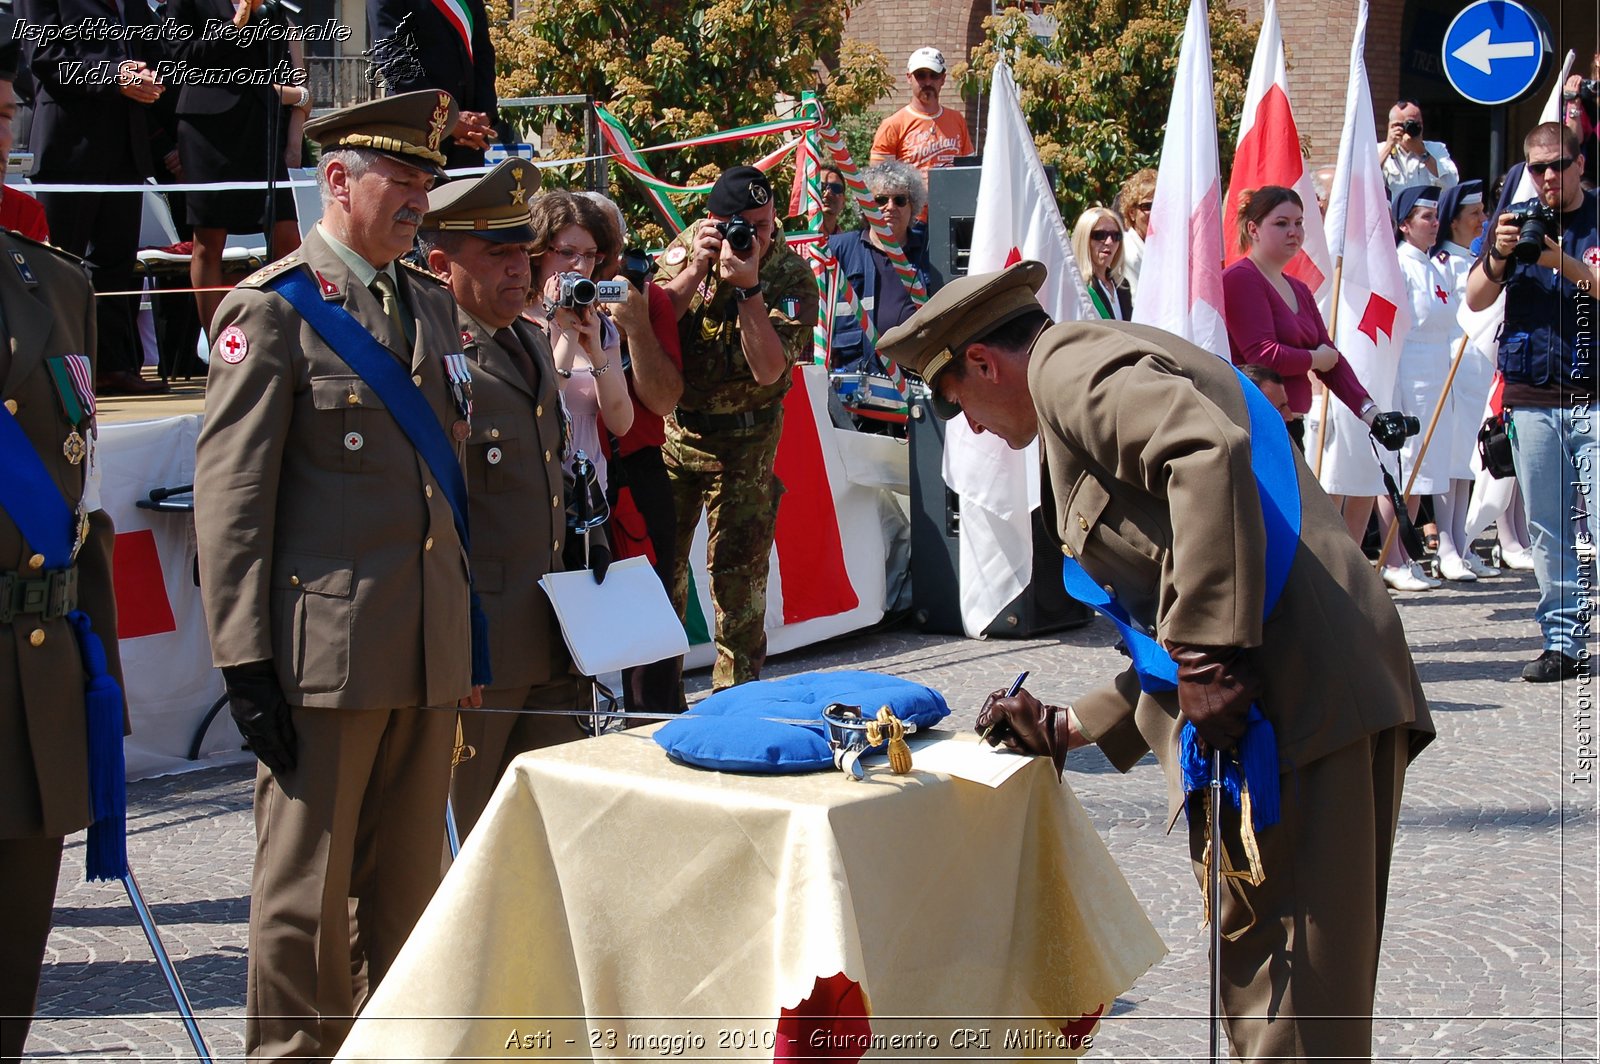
[959,1,1257,223]
[490,0,891,245]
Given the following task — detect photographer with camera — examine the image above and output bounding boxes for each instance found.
[654,165,819,690]
[1380,100,1459,196]
[1564,65,1599,190]
[1465,121,1600,683]
[525,190,634,492]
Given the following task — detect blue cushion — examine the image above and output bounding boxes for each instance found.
[653,670,951,774]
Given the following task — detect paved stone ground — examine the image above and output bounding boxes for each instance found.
[19,564,1600,1061]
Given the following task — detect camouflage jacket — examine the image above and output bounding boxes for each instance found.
[653,219,819,415]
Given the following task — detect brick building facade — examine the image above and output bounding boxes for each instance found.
[846,0,1595,187]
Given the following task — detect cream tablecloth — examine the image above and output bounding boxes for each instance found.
[334,728,1165,1061]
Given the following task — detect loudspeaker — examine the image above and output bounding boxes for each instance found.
[907,392,1093,638]
[927,160,1057,280]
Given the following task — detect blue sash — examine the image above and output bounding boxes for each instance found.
[0,406,127,881]
[269,271,492,687]
[1059,366,1299,829]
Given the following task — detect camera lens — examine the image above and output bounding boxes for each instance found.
[1402,119,1422,137]
[569,278,597,306]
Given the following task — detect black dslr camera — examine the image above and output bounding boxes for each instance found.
[714,216,757,254]
[1565,78,1600,110]
[1504,198,1559,264]
[620,247,652,291]
[1401,118,1423,137]
[554,272,627,309]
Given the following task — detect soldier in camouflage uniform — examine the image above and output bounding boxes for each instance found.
[654,166,818,689]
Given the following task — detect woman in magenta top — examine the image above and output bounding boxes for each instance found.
[1223,186,1379,448]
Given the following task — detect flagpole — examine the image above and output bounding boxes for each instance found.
[1373,330,1472,567]
[1311,255,1344,478]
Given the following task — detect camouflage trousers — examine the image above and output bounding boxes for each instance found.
[664,420,784,690]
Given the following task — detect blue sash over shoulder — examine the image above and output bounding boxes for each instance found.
[1058,367,1300,832]
[270,270,492,687]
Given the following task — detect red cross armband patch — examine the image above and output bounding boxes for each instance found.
[218,326,250,364]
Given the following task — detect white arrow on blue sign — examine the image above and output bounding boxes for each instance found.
[1441,0,1552,106]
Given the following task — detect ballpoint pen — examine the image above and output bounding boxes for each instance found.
[978,669,1028,744]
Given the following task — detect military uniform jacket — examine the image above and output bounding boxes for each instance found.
[653,220,819,417]
[1032,322,1434,818]
[194,227,471,710]
[458,313,571,689]
[0,231,123,839]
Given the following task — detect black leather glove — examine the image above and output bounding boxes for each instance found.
[1369,410,1413,451]
[589,541,611,585]
[222,660,297,774]
[975,686,1069,778]
[1167,643,1259,751]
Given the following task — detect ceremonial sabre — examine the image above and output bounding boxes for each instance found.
[1208,749,1224,1064]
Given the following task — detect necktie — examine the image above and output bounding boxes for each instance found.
[495,328,538,392]
[370,272,414,350]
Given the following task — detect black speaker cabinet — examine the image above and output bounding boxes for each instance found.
[927,160,1057,281]
[907,393,1092,638]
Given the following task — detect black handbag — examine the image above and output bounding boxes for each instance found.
[1478,412,1516,479]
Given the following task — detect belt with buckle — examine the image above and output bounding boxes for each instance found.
[673,405,780,434]
[0,566,79,625]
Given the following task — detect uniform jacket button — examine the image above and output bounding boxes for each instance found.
[29,628,45,647]
[3,399,16,414]
[1061,545,1074,559]
[535,405,543,417]
[424,536,434,551]
[1077,515,1089,531]
[289,574,300,586]
[412,374,423,386]
[425,484,433,498]
[544,450,552,462]
[552,494,560,508]
[490,428,500,439]
[27,553,44,570]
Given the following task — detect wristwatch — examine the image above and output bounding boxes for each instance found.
[732,281,766,303]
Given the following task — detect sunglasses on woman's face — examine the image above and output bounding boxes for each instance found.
[874,194,909,207]
[1090,229,1123,243]
[821,183,846,196]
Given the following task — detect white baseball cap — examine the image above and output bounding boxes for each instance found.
[907,47,946,74]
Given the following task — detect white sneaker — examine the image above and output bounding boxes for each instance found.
[1500,547,1536,571]
[1383,564,1437,591]
[1411,561,1443,588]
[1438,556,1478,581]
[1463,554,1501,578]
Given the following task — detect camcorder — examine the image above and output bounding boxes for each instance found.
[1504,198,1559,264]
[620,248,652,291]
[1400,119,1423,137]
[555,272,627,309]
[714,216,757,255]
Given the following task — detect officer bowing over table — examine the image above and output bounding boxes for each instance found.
[193,90,484,1061]
[416,160,587,840]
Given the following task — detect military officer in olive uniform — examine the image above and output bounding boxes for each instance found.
[418,160,586,838]
[654,165,818,689]
[884,263,1434,1062]
[0,231,123,1062]
[193,90,473,1061]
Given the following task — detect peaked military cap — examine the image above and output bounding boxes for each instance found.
[422,158,541,243]
[877,260,1048,419]
[305,89,458,176]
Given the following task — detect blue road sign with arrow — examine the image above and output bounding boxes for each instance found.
[1441,0,1552,106]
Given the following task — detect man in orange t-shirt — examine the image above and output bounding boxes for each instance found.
[870,47,973,185]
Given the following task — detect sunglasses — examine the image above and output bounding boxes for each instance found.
[874,194,910,207]
[1527,156,1577,176]
[1136,201,1153,212]
[1090,229,1123,243]
[820,182,846,196]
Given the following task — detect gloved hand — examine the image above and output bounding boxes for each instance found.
[1369,410,1414,451]
[975,686,1068,778]
[589,541,611,585]
[1167,643,1259,751]
[222,660,297,774]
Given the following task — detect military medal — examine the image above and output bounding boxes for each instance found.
[443,352,474,430]
[63,431,86,464]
